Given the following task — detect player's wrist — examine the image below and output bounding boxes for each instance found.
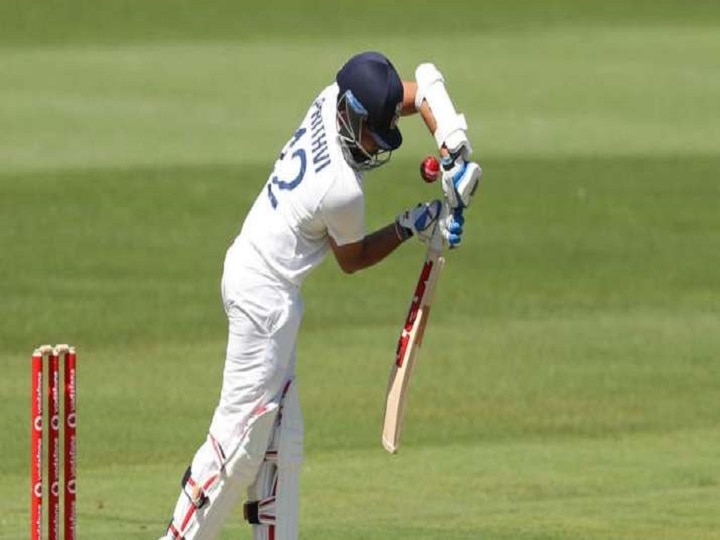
[394,219,413,241]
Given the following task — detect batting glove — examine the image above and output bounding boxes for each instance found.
[441,154,482,210]
[395,200,442,244]
[440,206,465,248]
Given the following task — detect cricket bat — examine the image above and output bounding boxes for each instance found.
[382,230,445,453]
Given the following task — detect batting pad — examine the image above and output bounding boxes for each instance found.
[246,379,304,540]
[166,402,279,540]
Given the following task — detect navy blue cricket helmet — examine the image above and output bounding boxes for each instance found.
[336,52,404,170]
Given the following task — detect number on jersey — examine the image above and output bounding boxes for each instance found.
[267,128,307,209]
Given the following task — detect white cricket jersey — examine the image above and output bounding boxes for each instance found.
[224,83,365,289]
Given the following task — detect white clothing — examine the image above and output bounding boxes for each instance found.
[163,83,364,540]
[224,83,365,289]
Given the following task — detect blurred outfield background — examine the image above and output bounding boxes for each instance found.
[1,1,719,539]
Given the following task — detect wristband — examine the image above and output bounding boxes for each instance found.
[394,220,413,241]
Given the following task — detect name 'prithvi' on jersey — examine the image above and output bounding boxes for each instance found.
[310,98,331,174]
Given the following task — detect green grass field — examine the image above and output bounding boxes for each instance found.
[1,1,719,538]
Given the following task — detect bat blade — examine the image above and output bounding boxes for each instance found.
[382,248,445,453]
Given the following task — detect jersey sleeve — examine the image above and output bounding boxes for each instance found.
[319,174,365,246]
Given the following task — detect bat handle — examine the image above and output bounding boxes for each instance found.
[430,224,444,252]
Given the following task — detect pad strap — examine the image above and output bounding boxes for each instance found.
[243,495,277,526]
[243,446,280,525]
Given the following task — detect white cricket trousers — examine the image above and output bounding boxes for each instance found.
[163,272,303,540]
[215,276,303,440]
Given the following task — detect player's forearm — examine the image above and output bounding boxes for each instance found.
[419,101,450,157]
[401,81,448,157]
[333,222,406,274]
[355,222,406,271]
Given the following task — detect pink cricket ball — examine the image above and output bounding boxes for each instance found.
[420,155,440,183]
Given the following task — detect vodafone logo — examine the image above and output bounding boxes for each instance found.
[34,416,43,431]
[67,412,77,428]
[51,481,59,496]
[51,415,60,430]
[67,479,77,494]
[33,482,42,497]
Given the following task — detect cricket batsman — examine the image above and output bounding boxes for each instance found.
[159,51,481,540]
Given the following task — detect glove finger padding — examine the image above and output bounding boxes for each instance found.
[439,204,464,249]
[396,200,442,244]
